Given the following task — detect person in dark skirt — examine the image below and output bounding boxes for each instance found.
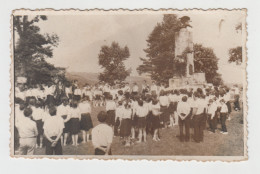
[56,98,71,146]
[151,99,161,141]
[31,100,44,148]
[69,101,81,146]
[79,97,93,143]
[159,91,170,128]
[105,95,116,128]
[120,103,132,146]
[130,96,139,139]
[145,96,153,135]
[136,100,149,143]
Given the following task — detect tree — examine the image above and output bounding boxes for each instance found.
[228,46,242,65]
[194,44,223,85]
[137,14,182,84]
[98,42,131,85]
[13,15,62,86]
[227,22,242,65]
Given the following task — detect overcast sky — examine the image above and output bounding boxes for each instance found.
[33,10,246,84]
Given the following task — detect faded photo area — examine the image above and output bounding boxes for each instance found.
[11,9,247,160]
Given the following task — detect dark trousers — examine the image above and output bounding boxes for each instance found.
[234,95,240,110]
[45,136,62,155]
[94,146,112,155]
[178,116,190,141]
[146,112,153,135]
[114,118,120,136]
[208,114,217,133]
[193,114,205,142]
[226,101,232,114]
[220,113,228,132]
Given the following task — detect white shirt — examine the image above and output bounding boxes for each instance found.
[15,89,26,100]
[103,85,110,93]
[131,101,138,115]
[116,106,125,120]
[65,87,71,95]
[15,104,25,125]
[31,106,44,121]
[57,104,70,117]
[79,102,91,114]
[92,123,113,148]
[150,85,157,92]
[176,102,191,117]
[151,103,161,116]
[144,102,152,112]
[220,103,228,113]
[136,105,149,118]
[207,102,218,118]
[16,117,38,138]
[122,108,132,119]
[106,100,116,111]
[43,116,64,137]
[132,85,139,92]
[74,88,82,95]
[224,93,231,102]
[69,107,81,119]
[234,87,240,95]
[196,98,207,115]
[159,96,169,107]
[45,85,55,96]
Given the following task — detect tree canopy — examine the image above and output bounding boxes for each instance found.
[13,15,64,86]
[137,14,182,84]
[228,46,242,65]
[194,44,223,86]
[98,42,131,85]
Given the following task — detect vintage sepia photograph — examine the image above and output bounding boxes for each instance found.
[10,9,247,160]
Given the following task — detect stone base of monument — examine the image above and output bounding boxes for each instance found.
[169,73,206,89]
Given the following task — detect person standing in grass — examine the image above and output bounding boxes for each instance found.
[79,96,93,143]
[207,99,218,133]
[69,101,81,146]
[136,99,149,143]
[16,107,38,155]
[151,99,161,142]
[176,96,191,142]
[105,95,117,131]
[219,99,229,135]
[56,98,71,146]
[120,103,132,146]
[43,106,64,155]
[92,111,114,155]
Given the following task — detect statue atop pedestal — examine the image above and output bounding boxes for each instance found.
[174,16,194,77]
[169,16,206,89]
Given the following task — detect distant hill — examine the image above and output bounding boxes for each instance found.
[66,72,152,87]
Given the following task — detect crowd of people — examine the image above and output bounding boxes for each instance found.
[14,79,242,156]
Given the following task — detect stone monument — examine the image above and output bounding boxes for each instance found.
[169,16,206,89]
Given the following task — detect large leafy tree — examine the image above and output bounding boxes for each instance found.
[13,15,64,86]
[137,14,182,84]
[194,44,222,85]
[98,42,131,85]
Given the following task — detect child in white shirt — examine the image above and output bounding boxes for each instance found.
[219,99,228,134]
[136,100,149,143]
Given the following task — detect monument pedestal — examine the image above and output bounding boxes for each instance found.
[169,73,206,89]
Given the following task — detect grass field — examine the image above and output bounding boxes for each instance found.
[34,104,244,156]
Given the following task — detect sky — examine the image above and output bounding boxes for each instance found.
[32,10,246,84]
